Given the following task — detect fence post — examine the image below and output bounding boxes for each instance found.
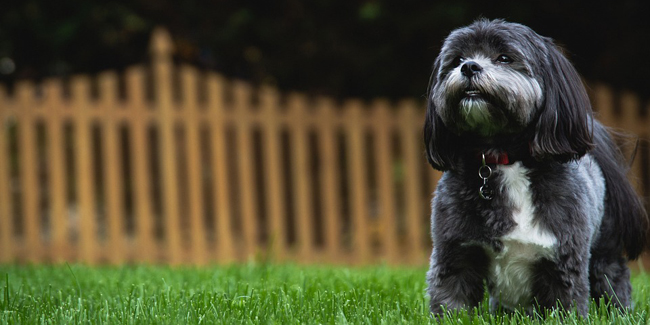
[151,27,182,265]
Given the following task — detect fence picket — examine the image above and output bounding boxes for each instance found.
[372,100,399,263]
[233,81,258,259]
[126,66,156,263]
[260,86,287,260]
[315,97,342,262]
[399,100,425,264]
[206,74,235,262]
[99,71,126,264]
[16,81,41,262]
[288,93,315,261]
[151,28,182,265]
[0,85,13,262]
[71,76,97,264]
[43,79,69,262]
[344,100,371,264]
[181,65,208,265]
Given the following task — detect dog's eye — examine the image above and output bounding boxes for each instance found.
[452,56,465,67]
[496,54,513,64]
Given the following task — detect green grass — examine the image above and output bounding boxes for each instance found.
[1,263,649,324]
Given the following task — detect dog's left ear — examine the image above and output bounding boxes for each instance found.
[530,39,594,162]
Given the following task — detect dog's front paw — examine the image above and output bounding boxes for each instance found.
[428,293,473,315]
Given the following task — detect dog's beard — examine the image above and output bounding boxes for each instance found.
[432,58,544,137]
[458,92,497,134]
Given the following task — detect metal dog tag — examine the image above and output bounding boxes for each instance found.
[479,183,493,200]
[478,153,493,200]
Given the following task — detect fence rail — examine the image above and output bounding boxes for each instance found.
[0,28,648,266]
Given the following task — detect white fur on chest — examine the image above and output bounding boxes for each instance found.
[487,162,557,309]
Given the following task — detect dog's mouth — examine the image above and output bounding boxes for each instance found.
[464,89,483,99]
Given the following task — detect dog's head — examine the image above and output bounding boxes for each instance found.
[424,19,594,170]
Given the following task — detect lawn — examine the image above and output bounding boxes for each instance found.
[1,263,649,324]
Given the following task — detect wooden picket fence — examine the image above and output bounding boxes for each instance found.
[0,28,648,266]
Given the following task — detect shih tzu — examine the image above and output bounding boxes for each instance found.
[424,19,648,316]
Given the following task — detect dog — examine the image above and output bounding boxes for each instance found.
[424,19,648,316]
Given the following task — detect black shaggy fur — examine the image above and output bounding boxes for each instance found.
[424,19,648,316]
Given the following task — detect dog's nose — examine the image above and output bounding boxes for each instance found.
[461,61,482,77]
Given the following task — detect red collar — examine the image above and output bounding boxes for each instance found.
[483,153,510,165]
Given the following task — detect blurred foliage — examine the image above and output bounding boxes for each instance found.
[1,0,649,100]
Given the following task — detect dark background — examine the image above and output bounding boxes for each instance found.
[1,0,648,100]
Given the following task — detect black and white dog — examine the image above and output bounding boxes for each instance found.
[424,19,648,316]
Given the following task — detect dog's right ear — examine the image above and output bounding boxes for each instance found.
[424,58,458,171]
[424,103,458,171]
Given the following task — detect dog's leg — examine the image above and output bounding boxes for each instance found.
[588,254,632,309]
[531,249,591,316]
[427,243,489,314]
